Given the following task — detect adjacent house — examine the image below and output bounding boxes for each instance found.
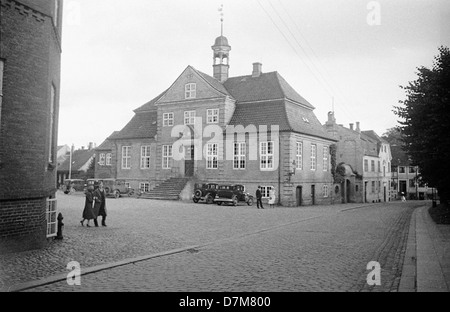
[324,112,392,203]
[106,34,337,206]
[57,145,95,185]
[94,132,117,180]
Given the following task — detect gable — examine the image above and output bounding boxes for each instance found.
[156,66,228,104]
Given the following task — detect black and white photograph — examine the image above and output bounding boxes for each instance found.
[1,0,449,299]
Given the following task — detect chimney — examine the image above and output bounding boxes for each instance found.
[88,142,93,150]
[349,123,354,130]
[252,62,262,78]
[356,122,360,132]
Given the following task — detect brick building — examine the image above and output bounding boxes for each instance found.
[324,112,392,203]
[0,0,62,253]
[94,133,117,180]
[105,34,337,206]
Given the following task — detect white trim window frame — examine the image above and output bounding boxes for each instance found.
[122,146,131,169]
[140,146,151,169]
[99,153,106,166]
[106,153,112,166]
[185,83,196,99]
[163,112,174,127]
[206,143,218,169]
[310,144,317,171]
[296,142,303,170]
[233,142,246,170]
[323,184,329,197]
[323,146,329,171]
[207,109,219,124]
[139,182,150,193]
[261,186,273,198]
[46,198,57,238]
[184,111,196,125]
[162,145,172,169]
[260,141,274,170]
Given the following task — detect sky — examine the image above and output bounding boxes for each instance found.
[59,0,450,149]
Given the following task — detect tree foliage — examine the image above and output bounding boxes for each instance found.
[394,46,450,203]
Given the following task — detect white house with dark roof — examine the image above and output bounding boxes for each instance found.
[106,33,337,206]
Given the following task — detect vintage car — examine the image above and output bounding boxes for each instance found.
[192,182,219,204]
[86,178,132,198]
[214,184,254,206]
[62,179,86,194]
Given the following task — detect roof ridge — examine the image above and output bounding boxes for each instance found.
[193,67,231,97]
[272,72,294,132]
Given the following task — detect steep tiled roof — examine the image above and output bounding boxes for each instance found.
[58,149,95,171]
[134,90,167,113]
[109,111,157,140]
[96,132,118,150]
[223,72,314,109]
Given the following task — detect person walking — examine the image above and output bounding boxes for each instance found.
[98,181,108,226]
[92,182,102,227]
[256,186,264,209]
[80,186,95,227]
[268,188,276,208]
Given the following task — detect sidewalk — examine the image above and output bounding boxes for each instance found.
[399,205,450,292]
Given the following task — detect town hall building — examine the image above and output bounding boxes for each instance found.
[97,34,338,206]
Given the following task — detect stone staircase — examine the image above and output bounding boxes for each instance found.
[139,177,189,200]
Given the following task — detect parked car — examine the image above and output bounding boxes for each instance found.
[192,183,219,204]
[214,184,254,206]
[86,178,132,198]
[62,179,86,194]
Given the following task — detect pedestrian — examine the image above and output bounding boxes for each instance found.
[80,186,95,227]
[256,186,264,209]
[401,192,406,202]
[98,181,108,227]
[268,188,276,208]
[92,181,102,227]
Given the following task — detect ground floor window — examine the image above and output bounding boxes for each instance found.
[260,186,273,198]
[323,184,329,197]
[46,198,57,238]
[139,182,150,193]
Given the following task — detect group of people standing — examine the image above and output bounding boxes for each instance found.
[255,186,276,209]
[81,181,107,227]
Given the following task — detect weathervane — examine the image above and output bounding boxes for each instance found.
[218,4,224,36]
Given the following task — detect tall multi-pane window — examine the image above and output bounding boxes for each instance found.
[310,144,317,170]
[106,153,112,166]
[163,113,174,127]
[364,159,369,172]
[49,84,56,163]
[46,198,57,238]
[260,141,274,170]
[122,146,131,169]
[323,185,329,197]
[233,142,246,170]
[207,109,219,124]
[323,146,329,171]
[185,83,196,99]
[162,145,172,169]
[206,143,218,169]
[296,142,303,170]
[184,111,196,125]
[99,153,106,165]
[371,181,375,193]
[378,161,381,172]
[141,146,151,169]
[371,160,375,172]
[260,186,273,198]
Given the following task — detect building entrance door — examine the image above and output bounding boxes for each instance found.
[311,185,315,205]
[296,186,302,206]
[185,145,194,177]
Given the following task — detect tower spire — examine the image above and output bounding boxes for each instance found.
[219,4,224,36]
[212,4,231,83]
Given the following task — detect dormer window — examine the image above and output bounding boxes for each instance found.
[185,83,196,99]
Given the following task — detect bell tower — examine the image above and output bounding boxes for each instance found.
[212,5,231,83]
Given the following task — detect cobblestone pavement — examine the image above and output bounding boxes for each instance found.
[2,192,426,292]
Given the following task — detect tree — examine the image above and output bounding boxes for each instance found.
[382,127,404,147]
[394,46,450,204]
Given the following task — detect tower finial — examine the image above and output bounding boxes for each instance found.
[218,4,224,36]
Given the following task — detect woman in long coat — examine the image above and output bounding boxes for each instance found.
[81,186,95,227]
[98,181,107,226]
[92,183,102,227]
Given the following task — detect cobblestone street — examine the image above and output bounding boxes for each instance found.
[0,191,426,292]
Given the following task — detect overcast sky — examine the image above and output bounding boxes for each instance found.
[59,0,450,149]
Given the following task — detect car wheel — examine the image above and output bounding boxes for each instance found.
[206,194,214,204]
[114,190,120,199]
[194,190,202,198]
[193,198,199,203]
[247,198,254,206]
[232,196,238,206]
[217,201,222,206]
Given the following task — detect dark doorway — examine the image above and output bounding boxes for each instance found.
[399,180,407,197]
[346,180,351,203]
[296,186,302,206]
[185,145,194,177]
[311,185,315,205]
[364,181,368,203]
[384,186,387,202]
